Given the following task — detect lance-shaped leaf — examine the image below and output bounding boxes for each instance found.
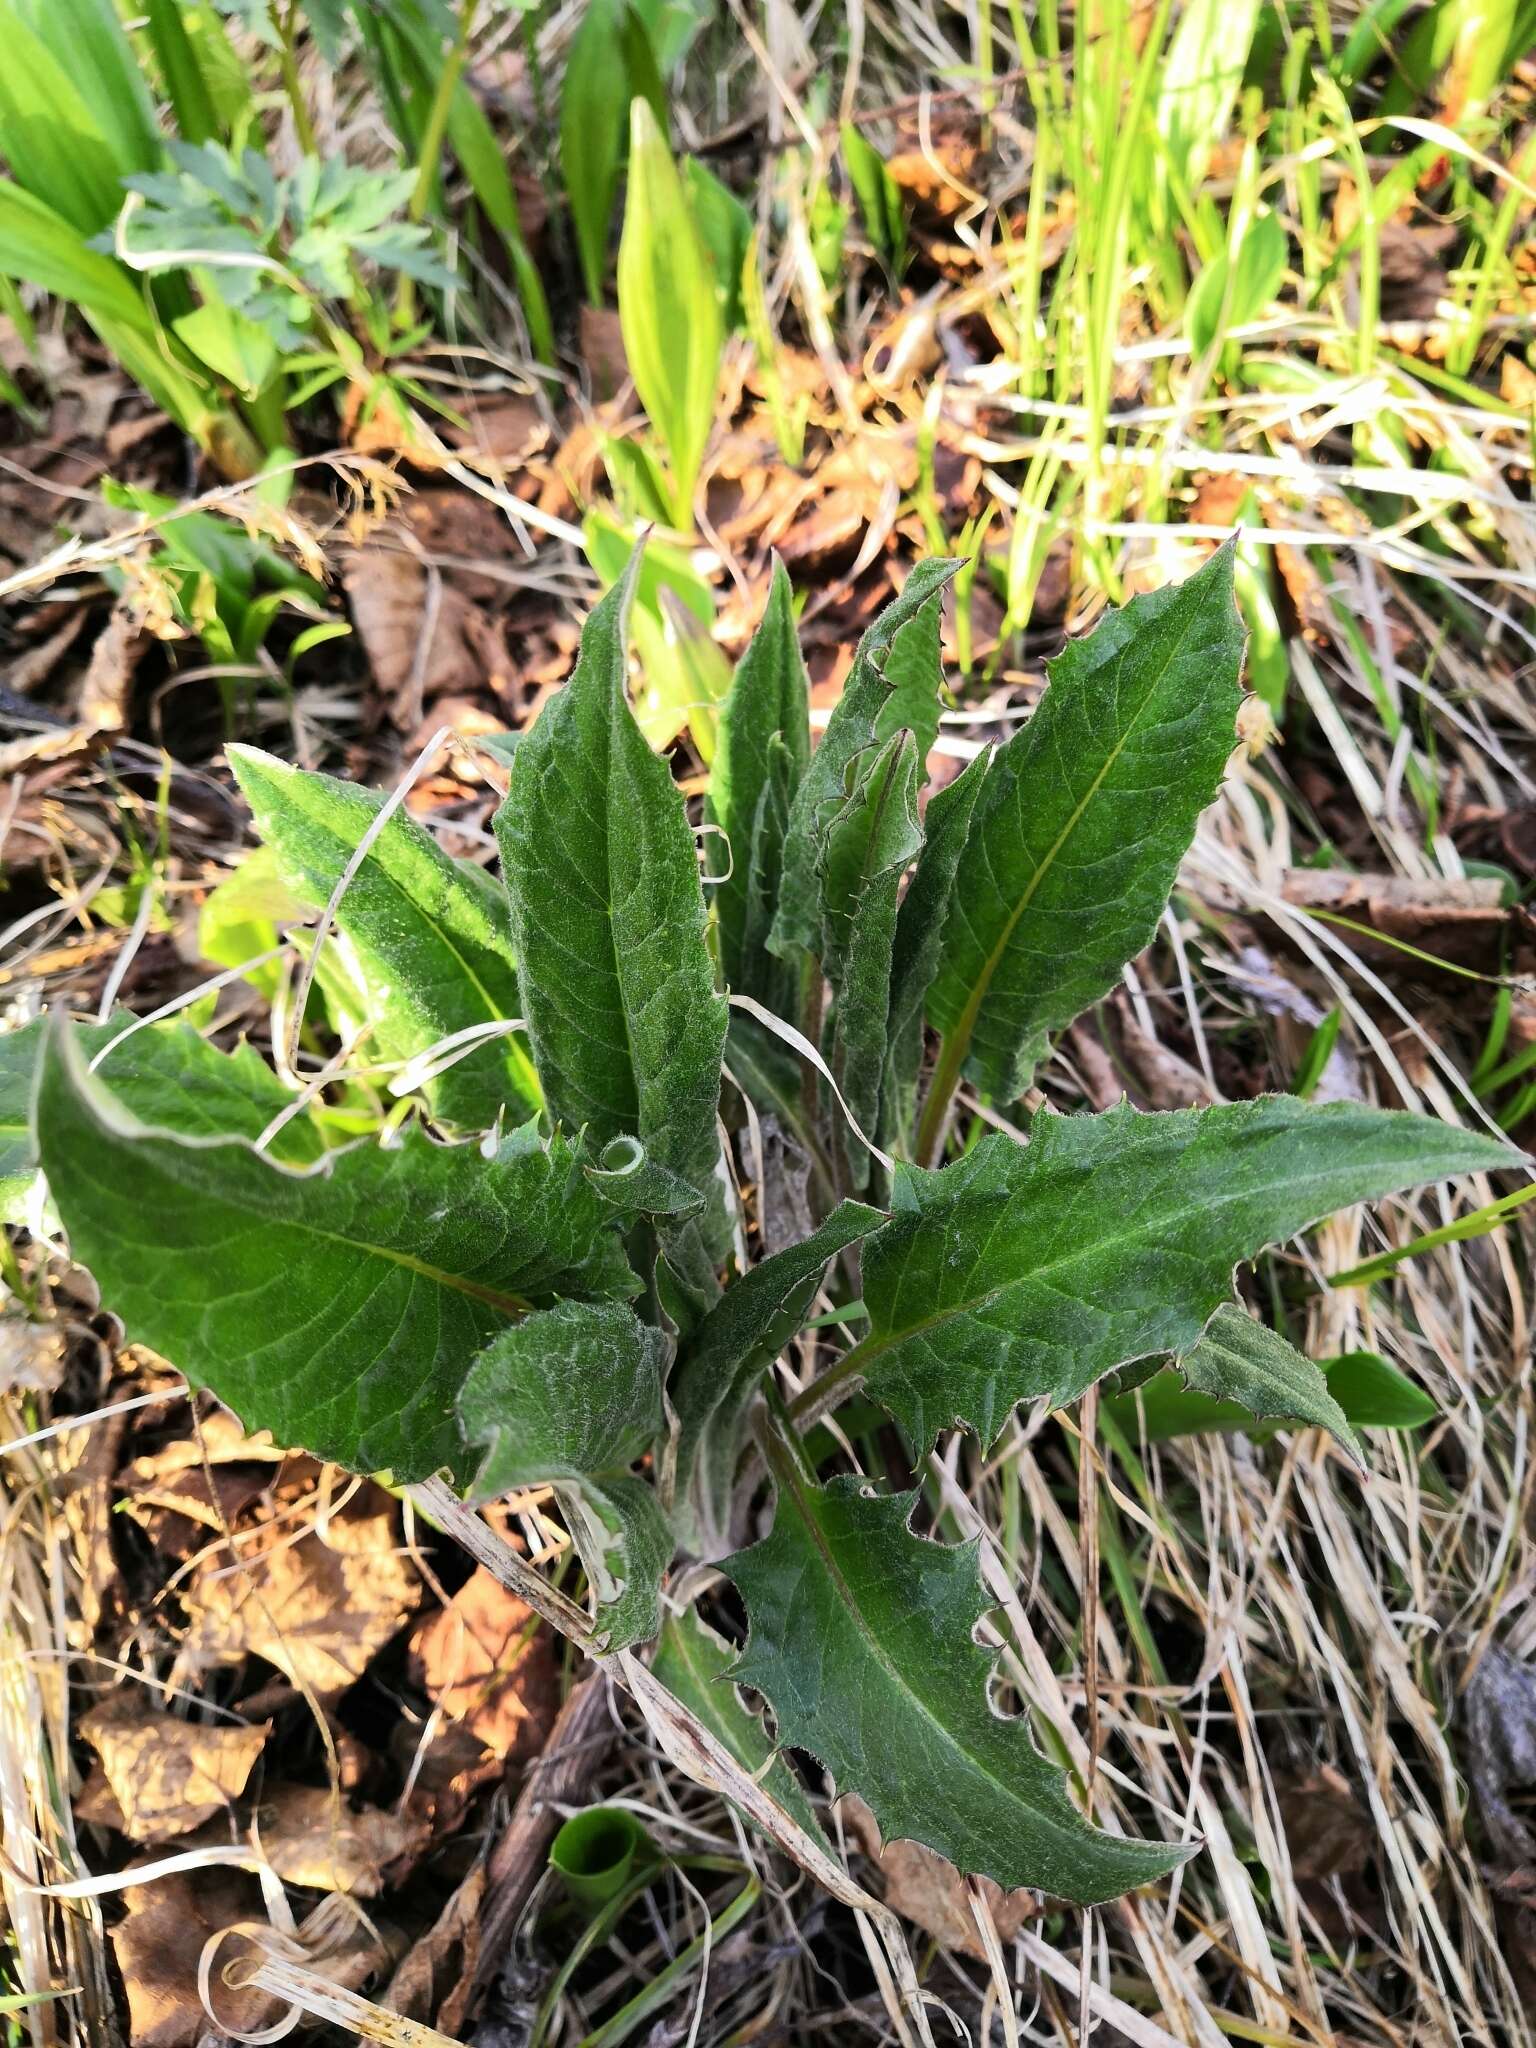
[459,1300,671,1649]
[497,555,728,1216]
[34,1018,634,1482]
[820,730,923,1189]
[880,748,991,1154]
[737,735,799,1020]
[652,1607,829,1848]
[2,1013,323,1218]
[727,1465,1186,1900]
[771,561,959,962]
[849,1101,1515,1452]
[706,559,810,1008]
[618,99,722,528]
[925,544,1243,1102]
[1172,1304,1364,1464]
[229,747,540,1131]
[671,1200,882,1549]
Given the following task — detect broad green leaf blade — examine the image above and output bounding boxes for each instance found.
[926,544,1244,1103]
[852,1100,1516,1452]
[617,98,723,526]
[1174,1304,1363,1466]
[820,731,923,1190]
[496,555,728,1219]
[652,1607,829,1847]
[839,122,908,275]
[229,747,540,1131]
[771,561,959,963]
[460,1299,667,1488]
[881,750,991,1154]
[35,1019,633,1482]
[706,559,810,1005]
[1325,1350,1438,1429]
[671,1200,882,1549]
[727,1468,1186,1900]
[459,1300,670,1648]
[0,1014,322,1218]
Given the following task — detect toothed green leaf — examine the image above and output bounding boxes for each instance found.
[496,556,727,1214]
[771,561,958,962]
[652,1607,829,1848]
[459,1299,671,1648]
[853,1102,1516,1452]
[1173,1304,1364,1464]
[727,1467,1187,1899]
[2,1012,323,1218]
[926,544,1244,1101]
[229,746,540,1131]
[671,1200,882,1549]
[34,1018,632,1482]
[881,749,991,1154]
[820,729,923,1190]
[706,557,809,1009]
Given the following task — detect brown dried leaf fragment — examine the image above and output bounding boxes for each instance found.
[79,1693,269,1842]
[178,1483,420,1696]
[250,1782,430,1895]
[844,1796,1039,1956]
[112,1868,284,2048]
[408,1565,559,1764]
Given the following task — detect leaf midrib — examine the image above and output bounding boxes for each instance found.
[861,1131,1443,1371]
[773,1459,1090,1857]
[140,1130,534,1319]
[943,601,1204,1071]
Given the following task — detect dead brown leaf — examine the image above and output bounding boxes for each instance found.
[112,1868,284,2048]
[79,1692,269,1842]
[178,1483,421,1696]
[1280,869,1525,976]
[384,1864,485,2027]
[408,1566,559,1764]
[1463,1644,1536,1866]
[343,541,515,726]
[844,1796,1038,1954]
[1276,1766,1373,1883]
[251,1782,430,1895]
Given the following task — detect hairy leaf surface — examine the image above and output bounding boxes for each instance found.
[3,1013,323,1215]
[230,746,540,1130]
[881,749,990,1152]
[706,558,810,1007]
[671,1201,882,1547]
[1174,1304,1363,1464]
[728,1468,1186,1899]
[35,1019,632,1481]
[820,730,923,1188]
[496,558,728,1224]
[926,545,1243,1100]
[771,561,958,961]
[854,1103,1513,1450]
[459,1300,671,1648]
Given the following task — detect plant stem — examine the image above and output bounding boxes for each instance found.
[275,1,318,156]
[409,0,481,226]
[394,0,480,330]
[784,1332,877,1430]
[913,1029,964,1168]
